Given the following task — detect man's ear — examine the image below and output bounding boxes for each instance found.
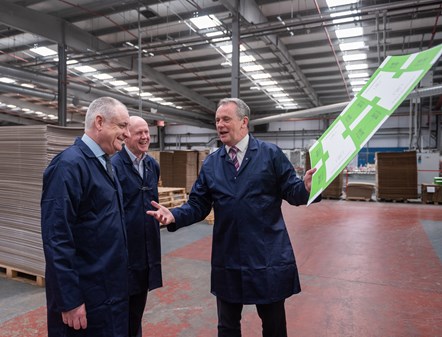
[95,115,104,131]
[242,116,249,129]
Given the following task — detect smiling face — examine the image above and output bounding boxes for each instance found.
[215,101,249,146]
[125,116,150,158]
[96,106,130,155]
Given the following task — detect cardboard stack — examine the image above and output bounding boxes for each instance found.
[346,182,375,201]
[0,125,82,280]
[159,150,199,193]
[322,171,344,199]
[421,184,442,205]
[375,151,418,201]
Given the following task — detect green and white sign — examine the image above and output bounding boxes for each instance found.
[308,44,442,205]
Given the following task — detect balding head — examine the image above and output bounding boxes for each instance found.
[125,116,150,158]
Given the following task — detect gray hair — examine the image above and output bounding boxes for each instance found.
[84,97,127,131]
[217,98,250,119]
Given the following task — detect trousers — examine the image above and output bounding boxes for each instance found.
[216,297,287,337]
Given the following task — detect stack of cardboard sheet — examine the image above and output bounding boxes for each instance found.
[170,151,198,193]
[346,182,375,201]
[375,151,418,201]
[0,125,82,278]
[322,171,344,199]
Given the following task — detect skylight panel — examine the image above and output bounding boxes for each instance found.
[343,53,367,62]
[345,63,368,70]
[335,27,363,39]
[242,64,264,72]
[326,0,359,8]
[339,41,366,51]
[74,65,96,73]
[30,46,57,56]
[93,73,114,80]
[189,15,222,29]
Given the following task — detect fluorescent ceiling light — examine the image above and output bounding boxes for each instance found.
[257,80,278,86]
[124,86,140,92]
[67,59,78,65]
[346,63,368,70]
[6,104,16,108]
[35,111,44,115]
[326,0,359,7]
[30,46,57,56]
[352,87,363,92]
[0,77,16,83]
[348,72,369,78]
[242,64,264,72]
[109,80,128,86]
[277,98,294,102]
[21,83,35,88]
[149,97,163,102]
[93,73,113,80]
[265,87,284,92]
[250,86,260,90]
[189,15,221,29]
[161,102,174,106]
[339,41,366,51]
[343,53,367,62]
[272,93,289,97]
[335,27,363,39]
[251,73,272,80]
[75,65,96,73]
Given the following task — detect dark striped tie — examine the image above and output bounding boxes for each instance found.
[229,146,240,171]
[103,154,114,181]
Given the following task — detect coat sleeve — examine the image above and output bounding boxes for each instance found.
[41,157,85,312]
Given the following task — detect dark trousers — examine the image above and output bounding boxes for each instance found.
[216,297,288,337]
[129,291,148,337]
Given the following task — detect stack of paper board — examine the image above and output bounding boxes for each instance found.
[0,125,82,278]
[322,171,344,199]
[172,151,198,193]
[375,151,418,201]
[421,184,442,204]
[346,182,375,201]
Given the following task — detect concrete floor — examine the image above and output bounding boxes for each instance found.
[1,199,441,337]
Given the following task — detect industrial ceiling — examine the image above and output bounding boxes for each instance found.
[0,0,441,129]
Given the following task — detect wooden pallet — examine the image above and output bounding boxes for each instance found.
[158,187,187,208]
[0,265,45,287]
[205,209,214,225]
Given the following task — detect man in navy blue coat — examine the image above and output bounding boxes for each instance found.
[148,98,319,337]
[41,97,131,337]
[112,116,162,337]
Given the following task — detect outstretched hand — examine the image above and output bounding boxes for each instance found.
[303,167,317,192]
[147,201,175,225]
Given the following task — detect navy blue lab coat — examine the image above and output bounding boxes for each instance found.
[112,148,163,295]
[41,138,129,337]
[170,135,315,304]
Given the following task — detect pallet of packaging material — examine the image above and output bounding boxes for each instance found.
[0,264,45,287]
[421,184,442,205]
[158,187,187,208]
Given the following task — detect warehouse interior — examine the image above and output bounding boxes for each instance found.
[0,0,442,336]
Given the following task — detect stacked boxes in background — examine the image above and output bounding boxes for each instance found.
[375,151,418,201]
